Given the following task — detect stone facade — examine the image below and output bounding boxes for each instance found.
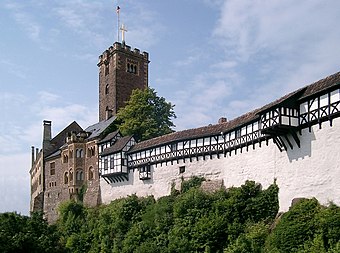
[30,42,149,223]
[98,42,149,121]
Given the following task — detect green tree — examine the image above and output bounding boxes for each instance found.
[117,87,176,141]
[266,198,321,253]
[0,212,63,253]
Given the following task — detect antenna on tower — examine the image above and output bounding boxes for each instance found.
[116,5,120,42]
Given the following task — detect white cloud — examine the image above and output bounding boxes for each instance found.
[206,0,340,119]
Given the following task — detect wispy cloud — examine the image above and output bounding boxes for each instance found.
[4,2,41,42]
[209,0,340,116]
[0,60,28,79]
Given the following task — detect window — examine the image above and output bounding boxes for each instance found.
[171,143,177,151]
[88,166,94,180]
[50,162,55,175]
[235,129,241,138]
[105,84,109,95]
[127,63,138,74]
[64,172,69,184]
[87,147,95,157]
[63,154,68,163]
[105,64,109,75]
[104,157,108,170]
[139,165,151,180]
[110,156,114,169]
[76,149,84,158]
[69,169,73,182]
[76,169,84,181]
[179,166,185,174]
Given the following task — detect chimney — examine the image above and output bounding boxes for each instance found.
[43,120,52,152]
[218,117,227,124]
[31,146,35,166]
[36,148,39,160]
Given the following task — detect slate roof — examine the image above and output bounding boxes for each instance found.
[98,130,120,144]
[101,136,133,156]
[129,71,340,153]
[84,116,116,140]
[44,121,83,157]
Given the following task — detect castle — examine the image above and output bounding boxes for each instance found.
[30,40,340,223]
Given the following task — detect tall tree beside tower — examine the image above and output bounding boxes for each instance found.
[117,87,176,141]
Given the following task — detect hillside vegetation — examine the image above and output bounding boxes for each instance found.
[1,178,340,252]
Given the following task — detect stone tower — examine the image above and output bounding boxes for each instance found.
[97,42,149,121]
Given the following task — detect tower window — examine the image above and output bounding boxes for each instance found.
[105,84,109,95]
[76,149,84,158]
[105,63,109,75]
[88,166,94,180]
[50,162,55,175]
[76,169,84,181]
[63,154,68,163]
[127,63,138,74]
[64,172,68,184]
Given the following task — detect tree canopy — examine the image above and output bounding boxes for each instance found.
[116,87,176,141]
[2,179,340,252]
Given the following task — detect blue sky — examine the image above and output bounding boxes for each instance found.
[0,0,339,214]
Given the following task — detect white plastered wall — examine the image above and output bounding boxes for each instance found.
[101,117,340,212]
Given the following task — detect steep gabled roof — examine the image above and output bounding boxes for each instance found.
[129,71,340,153]
[84,116,116,140]
[101,136,134,156]
[45,121,83,157]
[98,130,120,144]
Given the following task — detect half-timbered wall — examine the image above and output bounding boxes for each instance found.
[300,88,340,127]
[99,138,136,177]
[101,86,340,212]
[128,120,263,168]
[101,116,340,212]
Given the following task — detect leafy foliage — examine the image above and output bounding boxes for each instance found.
[116,87,176,141]
[3,179,340,252]
[0,212,63,253]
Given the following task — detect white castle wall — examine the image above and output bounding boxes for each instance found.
[100,117,340,212]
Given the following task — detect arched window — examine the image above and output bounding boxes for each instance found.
[76,149,84,158]
[105,84,109,95]
[76,169,84,181]
[88,166,94,180]
[64,172,69,184]
[69,169,73,182]
[63,154,68,163]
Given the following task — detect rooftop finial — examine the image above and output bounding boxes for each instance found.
[120,23,127,44]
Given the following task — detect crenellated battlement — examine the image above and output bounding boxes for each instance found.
[97,42,149,66]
